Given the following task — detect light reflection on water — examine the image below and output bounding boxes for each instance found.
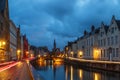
[31,60,120,80]
[79,69,83,80]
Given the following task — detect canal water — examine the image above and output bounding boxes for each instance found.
[30,60,120,80]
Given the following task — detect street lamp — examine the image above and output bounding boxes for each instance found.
[17,50,21,60]
[2,42,6,45]
[78,51,83,58]
[71,51,74,57]
[26,51,29,58]
[0,41,6,48]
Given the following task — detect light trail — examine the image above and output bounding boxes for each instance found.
[0,62,19,72]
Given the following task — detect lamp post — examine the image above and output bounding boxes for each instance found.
[78,51,83,58]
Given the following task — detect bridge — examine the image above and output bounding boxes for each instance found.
[37,56,64,62]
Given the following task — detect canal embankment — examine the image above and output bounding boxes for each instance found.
[64,57,120,72]
[26,62,34,80]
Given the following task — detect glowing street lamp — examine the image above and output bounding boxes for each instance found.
[0,41,6,47]
[79,51,83,58]
[30,54,34,57]
[38,54,41,58]
[2,41,6,45]
[71,51,74,57]
[26,51,29,58]
[17,50,21,60]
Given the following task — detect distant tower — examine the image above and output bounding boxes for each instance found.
[54,39,56,49]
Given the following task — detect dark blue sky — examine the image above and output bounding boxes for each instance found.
[9,0,120,50]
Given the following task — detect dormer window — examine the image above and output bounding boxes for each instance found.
[100,32,104,37]
[115,27,117,30]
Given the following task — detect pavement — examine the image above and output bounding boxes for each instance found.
[0,61,34,80]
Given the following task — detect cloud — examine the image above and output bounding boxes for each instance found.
[9,0,120,50]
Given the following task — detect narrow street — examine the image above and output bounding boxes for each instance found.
[0,61,33,80]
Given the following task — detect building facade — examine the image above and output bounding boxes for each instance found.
[65,16,120,61]
[23,35,29,58]
[0,0,10,62]
[9,20,17,60]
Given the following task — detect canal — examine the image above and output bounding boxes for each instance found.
[30,60,120,80]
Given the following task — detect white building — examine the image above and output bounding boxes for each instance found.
[106,16,120,61]
[77,26,99,60]
[71,41,77,57]
[67,16,120,61]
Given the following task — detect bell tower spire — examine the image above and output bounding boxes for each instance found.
[54,39,56,49]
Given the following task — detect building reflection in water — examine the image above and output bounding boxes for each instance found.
[65,66,68,80]
[70,66,73,80]
[31,60,120,80]
[37,60,47,67]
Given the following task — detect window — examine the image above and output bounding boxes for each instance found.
[101,32,104,37]
[112,48,115,57]
[103,49,105,57]
[101,32,102,37]
[115,36,118,44]
[115,27,117,30]
[111,37,114,45]
[111,27,114,33]
[101,50,102,56]
[105,49,107,57]
[98,40,100,46]
[116,48,119,57]
[104,39,106,46]
[108,37,110,46]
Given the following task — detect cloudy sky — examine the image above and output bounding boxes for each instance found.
[9,0,120,50]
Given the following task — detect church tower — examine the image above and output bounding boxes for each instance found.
[54,39,56,49]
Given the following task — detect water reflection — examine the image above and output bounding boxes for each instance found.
[70,66,73,80]
[79,69,83,80]
[94,73,101,80]
[31,60,120,80]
